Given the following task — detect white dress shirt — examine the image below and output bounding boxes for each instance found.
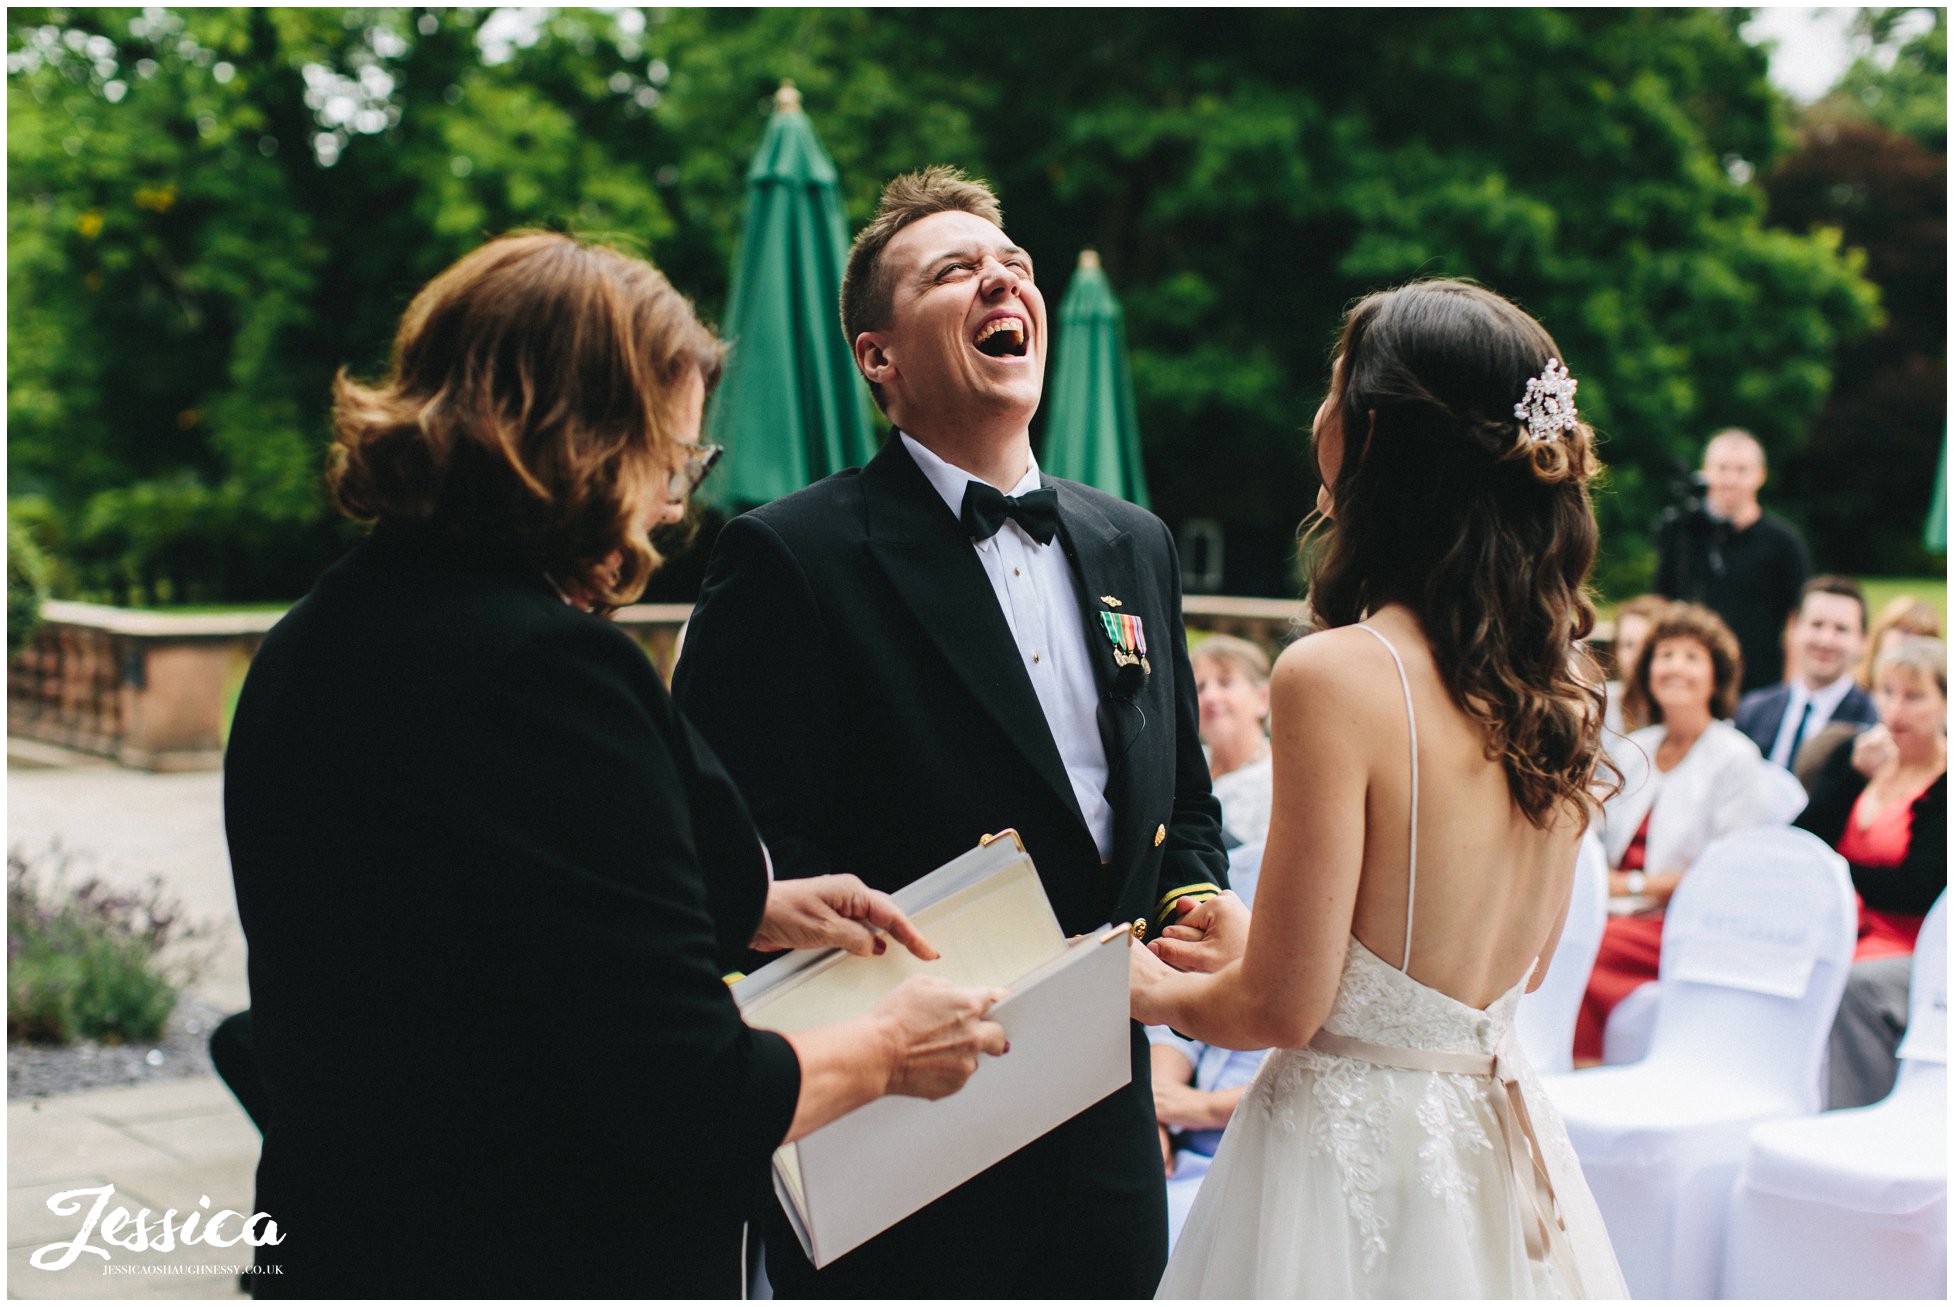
[1767,674,1858,768]
[900,432,1114,859]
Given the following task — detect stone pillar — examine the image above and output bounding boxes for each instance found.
[117,638,238,770]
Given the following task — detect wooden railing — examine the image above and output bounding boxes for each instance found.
[6,598,1617,771]
[1182,594,1312,649]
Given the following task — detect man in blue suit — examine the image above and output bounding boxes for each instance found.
[1733,575,1877,770]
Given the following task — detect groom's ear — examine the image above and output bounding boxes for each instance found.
[855,331,893,387]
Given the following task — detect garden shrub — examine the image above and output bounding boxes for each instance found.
[7,847,203,1045]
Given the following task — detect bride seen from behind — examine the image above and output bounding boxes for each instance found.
[1132,280,1629,1298]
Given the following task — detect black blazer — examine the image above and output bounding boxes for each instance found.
[1794,734,1948,916]
[674,434,1228,1297]
[225,523,798,1298]
[1732,680,1879,757]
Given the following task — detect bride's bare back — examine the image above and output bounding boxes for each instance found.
[1319,605,1583,1010]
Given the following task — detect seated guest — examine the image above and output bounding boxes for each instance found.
[1809,640,1945,1109]
[1858,595,1943,690]
[1796,636,1947,959]
[1147,843,1267,1247]
[1577,602,1782,1060]
[1604,594,1667,736]
[1825,952,1916,1109]
[1192,634,1274,847]
[1734,575,1876,765]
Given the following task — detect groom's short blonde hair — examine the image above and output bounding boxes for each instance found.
[840,166,1004,409]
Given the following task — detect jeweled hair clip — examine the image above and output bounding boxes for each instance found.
[1514,358,1579,445]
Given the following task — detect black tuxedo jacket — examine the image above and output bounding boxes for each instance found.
[1732,680,1879,757]
[674,434,1227,1297]
[226,523,798,1298]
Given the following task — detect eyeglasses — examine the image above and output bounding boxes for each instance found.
[668,443,724,500]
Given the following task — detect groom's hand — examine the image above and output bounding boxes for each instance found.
[752,874,939,959]
[1148,891,1250,973]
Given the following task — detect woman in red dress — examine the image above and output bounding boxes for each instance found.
[1577,603,1779,1060]
[1796,636,1947,956]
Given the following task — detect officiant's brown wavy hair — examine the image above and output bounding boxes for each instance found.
[1305,280,1616,827]
[328,231,722,611]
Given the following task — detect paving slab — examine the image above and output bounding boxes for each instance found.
[7,1105,184,1190]
[8,766,246,1012]
[10,1073,263,1301]
[9,1242,249,1300]
[8,1177,122,1249]
[64,1079,244,1126]
[115,1114,258,1172]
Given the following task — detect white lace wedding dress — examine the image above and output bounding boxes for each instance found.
[1156,627,1628,1299]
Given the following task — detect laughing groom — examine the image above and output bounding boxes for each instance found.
[673,167,1227,1298]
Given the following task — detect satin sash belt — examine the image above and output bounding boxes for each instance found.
[1307,1027,1581,1292]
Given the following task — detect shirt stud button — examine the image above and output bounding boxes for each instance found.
[1032,653,1042,663]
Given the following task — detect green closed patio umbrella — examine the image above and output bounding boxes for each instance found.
[703,82,874,509]
[1041,250,1151,508]
[1925,430,1946,553]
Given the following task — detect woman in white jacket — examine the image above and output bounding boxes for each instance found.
[1577,602,1791,1059]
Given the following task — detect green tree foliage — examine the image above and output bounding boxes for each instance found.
[959,8,1878,596]
[9,6,683,601]
[1768,10,1947,574]
[1826,8,1947,151]
[9,8,1884,601]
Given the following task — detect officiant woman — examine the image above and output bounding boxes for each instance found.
[225,232,1007,1298]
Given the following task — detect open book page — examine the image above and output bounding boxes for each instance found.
[777,1145,805,1215]
[741,860,1064,1034]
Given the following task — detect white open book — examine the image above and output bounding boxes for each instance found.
[731,831,1134,1268]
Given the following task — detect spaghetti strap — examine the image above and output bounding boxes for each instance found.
[1355,624,1419,973]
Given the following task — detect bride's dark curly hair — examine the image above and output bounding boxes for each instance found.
[1306,279,1615,828]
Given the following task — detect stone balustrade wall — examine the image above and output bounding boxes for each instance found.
[7,597,1617,771]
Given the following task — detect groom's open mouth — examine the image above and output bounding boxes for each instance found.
[972,313,1028,359]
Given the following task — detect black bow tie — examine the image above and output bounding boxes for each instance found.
[960,481,1059,546]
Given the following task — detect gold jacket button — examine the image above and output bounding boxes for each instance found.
[1154,824,1166,847]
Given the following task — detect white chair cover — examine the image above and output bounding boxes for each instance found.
[1602,785,1808,1067]
[1600,979,1658,1065]
[1722,894,1947,1299]
[1897,892,1947,1069]
[1516,830,1609,1074]
[1756,762,1809,826]
[1539,826,1857,1299]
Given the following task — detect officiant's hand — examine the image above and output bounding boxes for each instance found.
[874,976,1010,1099]
[753,874,939,960]
[1148,891,1250,973]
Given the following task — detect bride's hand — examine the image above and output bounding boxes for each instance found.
[1129,937,1181,1026]
[1148,891,1250,974]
